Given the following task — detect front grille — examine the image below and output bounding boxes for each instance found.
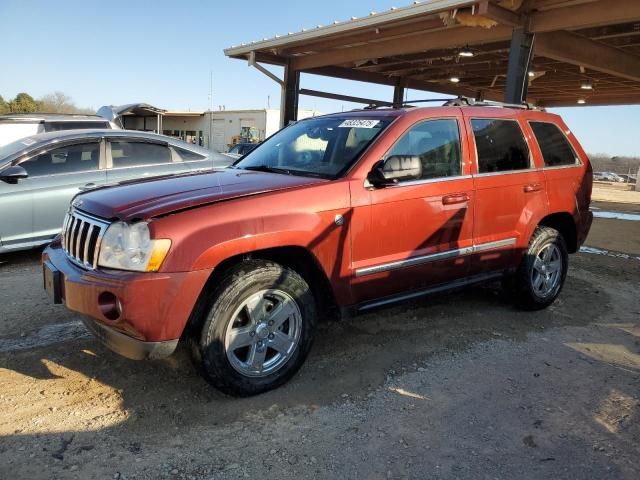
[62,209,110,269]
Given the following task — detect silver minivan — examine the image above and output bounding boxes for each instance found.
[0,129,233,253]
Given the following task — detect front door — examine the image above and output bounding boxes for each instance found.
[350,117,475,305]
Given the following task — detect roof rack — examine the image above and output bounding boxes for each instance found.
[399,96,541,110]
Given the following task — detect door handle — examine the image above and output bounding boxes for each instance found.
[524,183,543,193]
[442,193,469,205]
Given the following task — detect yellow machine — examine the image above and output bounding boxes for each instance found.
[229,126,260,147]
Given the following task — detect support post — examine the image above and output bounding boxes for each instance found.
[281,63,300,128]
[504,27,535,104]
[393,77,407,108]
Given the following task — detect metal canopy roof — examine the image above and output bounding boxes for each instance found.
[225,0,640,107]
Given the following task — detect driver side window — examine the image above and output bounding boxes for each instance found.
[386,119,462,181]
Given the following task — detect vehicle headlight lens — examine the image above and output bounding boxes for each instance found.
[97,221,171,272]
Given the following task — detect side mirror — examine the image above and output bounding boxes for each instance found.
[0,165,29,184]
[367,155,422,187]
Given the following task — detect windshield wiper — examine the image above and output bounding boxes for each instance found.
[242,165,292,175]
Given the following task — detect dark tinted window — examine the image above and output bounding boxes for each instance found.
[174,146,206,161]
[529,122,578,167]
[44,121,110,132]
[471,119,530,173]
[20,142,99,176]
[110,141,171,168]
[386,119,461,180]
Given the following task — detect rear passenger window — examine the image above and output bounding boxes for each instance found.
[471,119,530,173]
[110,141,171,168]
[385,119,462,180]
[529,122,579,167]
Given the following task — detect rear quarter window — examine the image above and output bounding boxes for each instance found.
[173,146,206,161]
[529,121,579,167]
[471,119,530,173]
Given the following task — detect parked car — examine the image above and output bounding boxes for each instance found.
[0,129,233,253]
[227,142,259,158]
[0,113,117,147]
[593,171,625,182]
[42,104,593,396]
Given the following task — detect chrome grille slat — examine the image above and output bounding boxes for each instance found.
[62,209,110,270]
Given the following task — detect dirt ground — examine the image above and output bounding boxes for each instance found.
[0,208,638,479]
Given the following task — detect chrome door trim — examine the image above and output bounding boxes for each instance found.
[472,237,517,253]
[354,237,517,277]
[387,174,473,188]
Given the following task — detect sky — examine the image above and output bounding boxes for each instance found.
[1,0,639,156]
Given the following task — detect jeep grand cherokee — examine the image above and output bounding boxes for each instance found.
[42,103,593,396]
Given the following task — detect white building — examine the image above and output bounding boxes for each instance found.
[122,108,322,152]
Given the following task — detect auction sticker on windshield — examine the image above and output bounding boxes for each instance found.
[338,119,380,129]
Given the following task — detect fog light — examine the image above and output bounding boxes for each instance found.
[98,291,121,321]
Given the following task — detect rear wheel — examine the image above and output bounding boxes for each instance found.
[191,260,316,396]
[513,226,568,310]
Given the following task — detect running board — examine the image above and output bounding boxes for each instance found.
[357,271,505,313]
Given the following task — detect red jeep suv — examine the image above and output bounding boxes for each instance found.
[43,101,593,396]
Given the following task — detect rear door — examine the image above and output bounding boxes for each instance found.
[106,139,187,183]
[11,140,105,246]
[465,115,547,274]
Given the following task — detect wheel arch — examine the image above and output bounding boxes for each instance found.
[538,212,578,253]
[183,245,339,340]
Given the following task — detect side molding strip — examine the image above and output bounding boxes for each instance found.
[358,271,504,311]
[354,237,516,277]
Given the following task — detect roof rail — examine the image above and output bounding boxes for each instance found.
[359,96,542,111]
[396,96,541,110]
[442,96,540,110]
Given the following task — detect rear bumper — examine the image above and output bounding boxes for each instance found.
[42,240,212,359]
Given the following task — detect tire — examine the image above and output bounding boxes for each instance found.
[190,259,316,397]
[513,226,568,310]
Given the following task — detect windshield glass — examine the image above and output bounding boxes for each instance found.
[234,116,391,179]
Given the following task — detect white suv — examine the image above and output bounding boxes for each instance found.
[0,113,117,147]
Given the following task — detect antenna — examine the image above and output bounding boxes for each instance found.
[208,70,213,112]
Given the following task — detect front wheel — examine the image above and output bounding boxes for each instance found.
[191,260,316,397]
[513,226,568,310]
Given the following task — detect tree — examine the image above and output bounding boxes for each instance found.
[39,91,76,113]
[38,91,95,114]
[0,95,8,114]
[9,92,38,113]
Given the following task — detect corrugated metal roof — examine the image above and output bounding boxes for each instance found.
[225,0,476,57]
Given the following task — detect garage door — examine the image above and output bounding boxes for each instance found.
[212,119,226,152]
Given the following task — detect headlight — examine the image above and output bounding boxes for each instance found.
[97,221,171,272]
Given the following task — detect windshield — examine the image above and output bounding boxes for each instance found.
[234,116,391,179]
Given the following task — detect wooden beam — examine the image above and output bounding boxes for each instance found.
[540,95,640,107]
[530,0,640,33]
[306,65,487,98]
[299,88,393,107]
[291,25,513,71]
[536,30,640,82]
[476,0,523,28]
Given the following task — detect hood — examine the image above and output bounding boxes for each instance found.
[75,169,326,221]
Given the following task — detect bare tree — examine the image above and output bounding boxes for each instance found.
[37,91,94,114]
